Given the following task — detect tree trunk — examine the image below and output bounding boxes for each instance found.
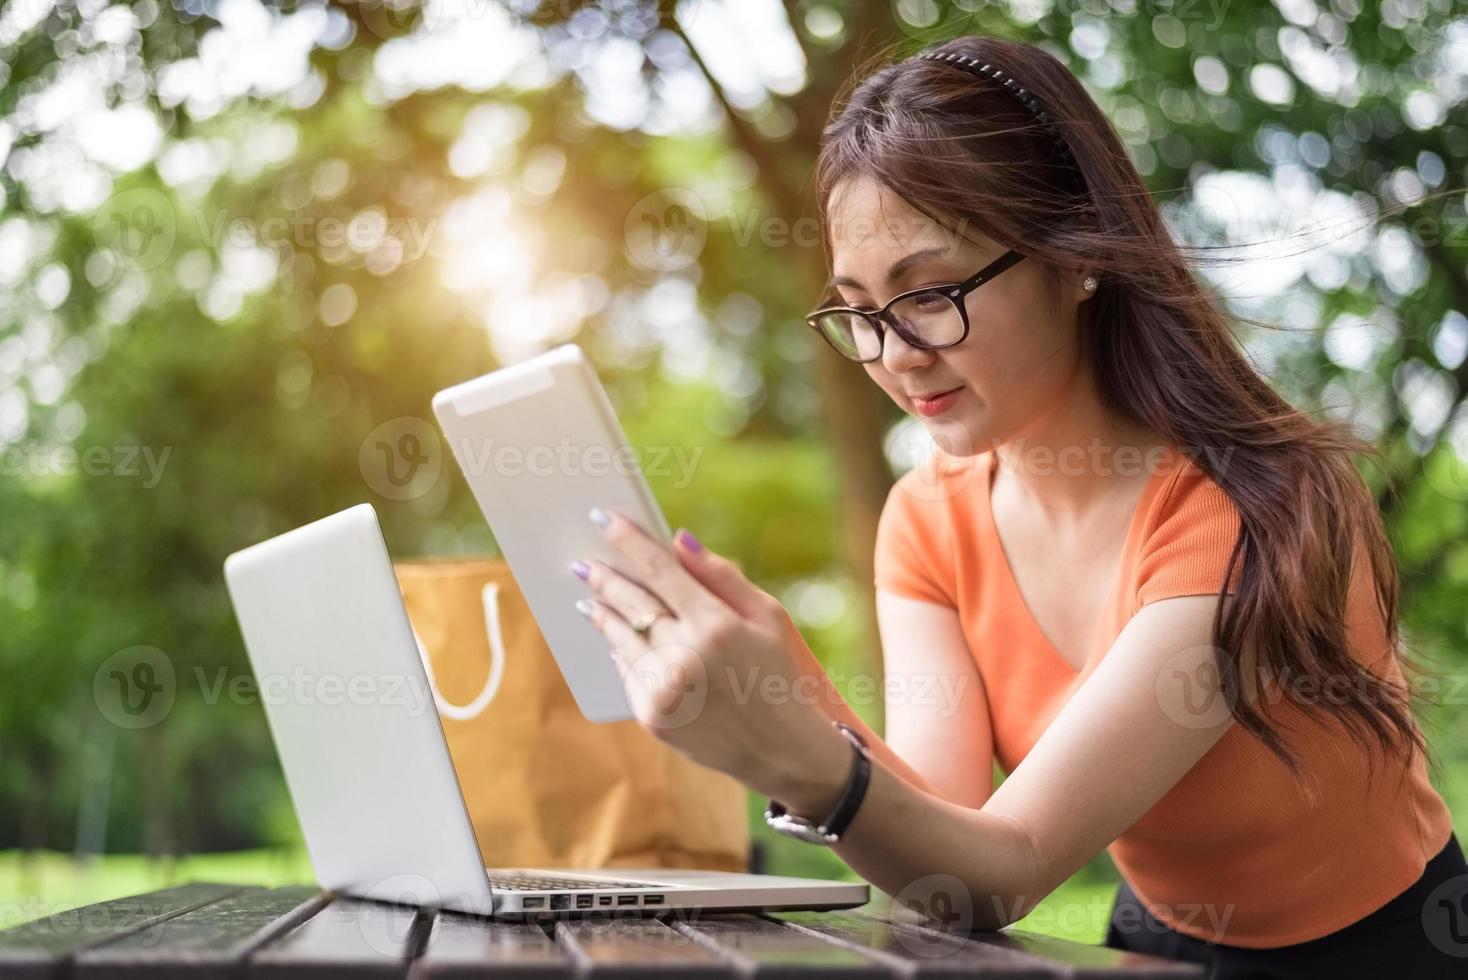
[18,750,50,896]
[667,5,900,711]
[73,715,116,861]
[142,726,174,859]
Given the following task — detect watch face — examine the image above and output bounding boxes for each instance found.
[785,823,838,845]
[766,811,838,845]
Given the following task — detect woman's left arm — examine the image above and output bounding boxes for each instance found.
[829,592,1237,927]
[579,510,1235,930]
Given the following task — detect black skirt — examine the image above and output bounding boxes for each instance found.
[1104,832,1468,979]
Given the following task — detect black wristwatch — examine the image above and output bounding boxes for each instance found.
[763,721,871,845]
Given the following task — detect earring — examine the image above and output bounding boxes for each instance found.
[1082,275,1097,293]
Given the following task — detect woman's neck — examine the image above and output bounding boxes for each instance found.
[991,369,1169,522]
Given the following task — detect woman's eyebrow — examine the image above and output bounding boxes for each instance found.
[830,246,951,291]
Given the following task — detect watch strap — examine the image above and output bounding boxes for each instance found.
[821,722,871,838]
[764,721,871,843]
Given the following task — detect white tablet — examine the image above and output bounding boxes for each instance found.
[432,345,670,723]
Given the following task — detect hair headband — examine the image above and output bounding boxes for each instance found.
[916,49,1081,183]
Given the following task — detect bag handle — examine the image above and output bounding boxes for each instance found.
[411,582,507,721]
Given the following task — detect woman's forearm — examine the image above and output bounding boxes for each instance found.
[779,626,1040,924]
[783,624,945,799]
[765,727,1043,932]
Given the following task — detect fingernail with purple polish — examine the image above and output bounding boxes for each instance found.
[676,529,703,553]
[571,560,590,581]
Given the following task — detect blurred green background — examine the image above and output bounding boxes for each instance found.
[2,0,1466,944]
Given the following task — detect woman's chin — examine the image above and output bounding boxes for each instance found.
[919,410,987,457]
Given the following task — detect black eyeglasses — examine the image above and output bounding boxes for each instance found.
[805,250,1026,363]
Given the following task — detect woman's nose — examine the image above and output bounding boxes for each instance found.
[880,322,934,374]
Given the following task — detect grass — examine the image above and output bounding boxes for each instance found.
[0,848,314,933]
[1013,877,1117,943]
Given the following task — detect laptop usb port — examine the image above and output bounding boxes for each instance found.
[616,895,638,906]
[644,894,664,905]
[523,897,545,909]
[598,895,613,906]
[576,895,593,909]
[550,894,571,910]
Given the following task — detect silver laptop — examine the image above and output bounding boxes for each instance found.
[223,503,868,918]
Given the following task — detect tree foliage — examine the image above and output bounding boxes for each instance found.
[1,0,1464,854]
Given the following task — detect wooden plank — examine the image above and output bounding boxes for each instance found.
[410,912,571,979]
[555,915,733,979]
[857,908,1203,979]
[0,883,247,980]
[772,911,1054,978]
[248,896,427,979]
[73,885,326,979]
[0,881,1204,979]
[670,912,895,978]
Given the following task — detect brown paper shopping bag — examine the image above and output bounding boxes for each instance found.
[395,557,749,871]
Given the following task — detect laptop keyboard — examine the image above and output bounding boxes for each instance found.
[486,873,658,892]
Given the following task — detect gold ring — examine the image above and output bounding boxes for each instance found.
[630,609,666,635]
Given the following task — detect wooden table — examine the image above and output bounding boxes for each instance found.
[0,882,1203,978]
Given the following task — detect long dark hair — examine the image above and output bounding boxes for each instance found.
[816,34,1427,774]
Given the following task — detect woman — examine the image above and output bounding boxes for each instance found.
[570,35,1466,978]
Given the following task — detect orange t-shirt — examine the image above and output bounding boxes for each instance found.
[873,447,1454,948]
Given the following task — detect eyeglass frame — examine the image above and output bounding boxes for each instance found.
[805,249,1027,363]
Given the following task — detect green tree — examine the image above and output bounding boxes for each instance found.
[1,0,1463,862]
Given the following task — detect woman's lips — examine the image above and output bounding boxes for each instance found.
[911,386,964,417]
